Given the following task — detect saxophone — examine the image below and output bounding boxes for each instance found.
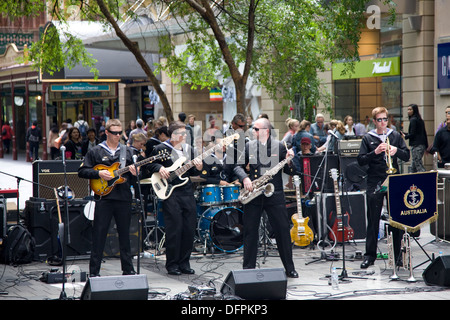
[238,153,294,204]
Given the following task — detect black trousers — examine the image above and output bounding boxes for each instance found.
[365,189,403,262]
[90,200,134,276]
[242,192,295,273]
[162,190,197,271]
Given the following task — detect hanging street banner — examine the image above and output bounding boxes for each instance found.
[387,171,438,233]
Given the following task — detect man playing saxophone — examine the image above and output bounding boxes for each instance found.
[357,107,410,269]
[233,118,298,278]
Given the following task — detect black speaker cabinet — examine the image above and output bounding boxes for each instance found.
[81,274,149,300]
[24,198,91,261]
[423,256,450,287]
[339,156,368,191]
[220,268,287,300]
[103,200,141,257]
[32,160,90,200]
[0,197,6,239]
[431,178,450,240]
[320,191,367,240]
[300,154,339,194]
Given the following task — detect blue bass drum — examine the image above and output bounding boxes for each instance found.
[198,206,243,253]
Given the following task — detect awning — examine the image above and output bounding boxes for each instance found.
[42,47,160,81]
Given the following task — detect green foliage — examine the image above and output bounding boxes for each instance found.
[156,0,377,119]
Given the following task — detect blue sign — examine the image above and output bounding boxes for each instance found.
[388,171,438,232]
[438,42,450,89]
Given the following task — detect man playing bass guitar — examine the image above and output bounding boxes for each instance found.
[146,121,203,275]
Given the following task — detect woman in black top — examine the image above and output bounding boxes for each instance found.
[403,104,428,172]
[63,127,83,159]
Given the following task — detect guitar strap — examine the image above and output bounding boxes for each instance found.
[302,157,311,194]
[119,143,127,168]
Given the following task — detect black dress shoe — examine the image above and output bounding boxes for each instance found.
[122,270,136,275]
[167,269,182,275]
[286,270,299,278]
[180,268,195,275]
[360,259,375,269]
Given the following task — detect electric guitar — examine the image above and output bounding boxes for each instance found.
[151,133,239,200]
[90,150,170,196]
[328,168,354,242]
[290,175,314,247]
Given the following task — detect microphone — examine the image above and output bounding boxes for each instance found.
[328,130,339,139]
[60,145,66,163]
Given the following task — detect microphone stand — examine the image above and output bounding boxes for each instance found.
[58,145,71,300]
[133,154,148,274]
[305,136,334,265]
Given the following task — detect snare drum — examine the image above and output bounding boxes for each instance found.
[198,185,222,206]
[221,184,240,203]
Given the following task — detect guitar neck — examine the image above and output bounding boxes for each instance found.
[333,180,342,217]
[115,154,162,177]
[173,143,218,177]
[295,184,303,219]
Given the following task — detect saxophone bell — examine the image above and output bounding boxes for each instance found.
[263,183,274,198]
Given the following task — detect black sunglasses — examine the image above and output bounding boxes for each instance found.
[108,130,123,135]
[253,127,267,132]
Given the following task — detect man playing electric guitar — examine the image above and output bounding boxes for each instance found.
[146,121,202,275]
[78,119,137,277]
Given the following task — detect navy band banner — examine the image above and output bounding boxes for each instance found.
[387,171,438,232]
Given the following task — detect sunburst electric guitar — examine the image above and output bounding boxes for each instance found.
[151,133,239,200]
[90,150,170,196]
[328,168,354,242]
[290,175,314,247]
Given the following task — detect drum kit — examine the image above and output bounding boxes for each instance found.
[143,177,244,255]
[196,184,244,254]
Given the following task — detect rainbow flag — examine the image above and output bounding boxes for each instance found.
[210,87,222,101]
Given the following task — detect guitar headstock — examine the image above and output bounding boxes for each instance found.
[330,168,339,181]
[158,150,171,161]
[293,175,300,187]
[223,133,240,146]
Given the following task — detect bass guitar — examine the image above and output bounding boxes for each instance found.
[90,150,170,196]
[290,175,314,247]
[151,133,239,200]
[328,168,354,243]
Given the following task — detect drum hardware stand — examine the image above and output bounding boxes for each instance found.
[259,211,277,264]
[144,191,165,258]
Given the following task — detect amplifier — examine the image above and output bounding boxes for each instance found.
[24,198,91,261]
[318,191,367,241]
[32,160,90,200]
[338,139,362,156]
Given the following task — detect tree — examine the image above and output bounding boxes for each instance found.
[157,0,396,118]
[3,0,395,121]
